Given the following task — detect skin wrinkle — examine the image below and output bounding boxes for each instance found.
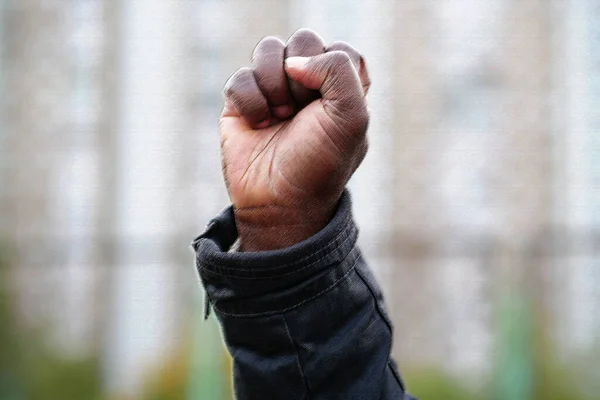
[266,127,286,199]
[303,135,333,178]
[221,120,261,173]
[322,100,369,141]
[276,167,309,197]
[315,107,352,162]
[267,137,277,183]
[237,127,281,188]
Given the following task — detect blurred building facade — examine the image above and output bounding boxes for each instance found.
[561,0,600,355]
[1,0,599,398]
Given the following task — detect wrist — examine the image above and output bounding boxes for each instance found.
[234,199,339,251]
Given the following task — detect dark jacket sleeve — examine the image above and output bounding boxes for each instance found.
[192,191,416,400]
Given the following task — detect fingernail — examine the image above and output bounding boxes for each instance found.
[273,105,293,119]
[285,56,309,70]
[255,119,270,129]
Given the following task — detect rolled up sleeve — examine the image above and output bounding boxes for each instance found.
[192,191,416,400]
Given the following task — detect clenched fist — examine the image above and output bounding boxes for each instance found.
[221,29,371,251]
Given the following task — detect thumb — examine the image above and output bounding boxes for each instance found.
[285,51,367,123]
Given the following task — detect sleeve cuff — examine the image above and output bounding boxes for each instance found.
[192,190,359,317]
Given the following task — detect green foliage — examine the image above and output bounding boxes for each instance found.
[0,243,24,399]
[141,348,189,400]
[530,329,588,400]
[405,368,481,400]
[24,354,103,400]
[0,243,103,400]
[404,336,594,400]
[140,325,232,400]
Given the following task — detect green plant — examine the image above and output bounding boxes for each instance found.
[405,368,481,400]
[0,242,103,400]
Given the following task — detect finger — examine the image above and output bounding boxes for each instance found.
[252,36,294,120]
[223,67,270,129]
[285,29,326,107]
[285,51,368,135]
[326,41,371,95]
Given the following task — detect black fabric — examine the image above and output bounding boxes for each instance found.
[193,190,417,399]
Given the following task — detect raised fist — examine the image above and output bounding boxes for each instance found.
[221,29,371,251]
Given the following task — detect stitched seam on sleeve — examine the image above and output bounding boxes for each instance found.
[354,266,406,392]
[198,228,356,279]
[282,314,311,399]
[356,269,406,392]
[211,252,359,318]
[354,265,394,335]
[197,219,354,272]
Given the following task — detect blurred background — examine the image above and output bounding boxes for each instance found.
[1,0,599,399]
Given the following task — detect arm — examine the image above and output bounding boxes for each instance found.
[193,191,414,399]
[194,29,415,399]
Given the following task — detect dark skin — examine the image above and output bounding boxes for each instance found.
[221,29,371,251]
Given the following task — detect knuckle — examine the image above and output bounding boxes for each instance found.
[259,72,281,88]
[327,43,364,80]
[262,36,284,46]
[223,67,252,97]
[290,28,320,41]
[223,80,234,98]
[329,41,354,53]
[328,50,352,68]
[254,36,284,56]
[235,67,253,79]
[287,29,326,55]
[328,40,347,47]
[328,41,362,61]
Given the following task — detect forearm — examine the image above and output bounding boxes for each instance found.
[192,191,415,400]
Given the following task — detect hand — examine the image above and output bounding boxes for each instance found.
[221,29,371,251]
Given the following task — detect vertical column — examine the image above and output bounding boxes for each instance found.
[494,1,554,397]
[92,0,119,354]
[56,0,105,355]
[390,0,443,367]
[4,0,67,332]
[433,0,505,378]
[496,0,554,253]
[104,0,185,395]
[562,0,600,355]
